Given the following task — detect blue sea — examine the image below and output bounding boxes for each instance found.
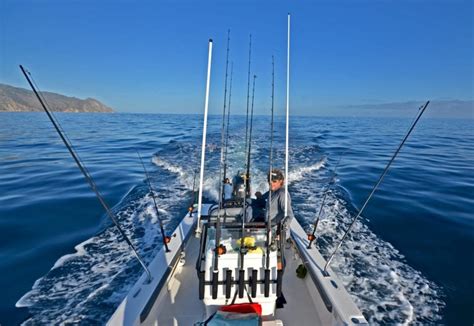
[0,112,472,325]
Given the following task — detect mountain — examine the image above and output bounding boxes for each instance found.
[0,83,114,113]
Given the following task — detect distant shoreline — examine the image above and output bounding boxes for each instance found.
[0,83,114,113]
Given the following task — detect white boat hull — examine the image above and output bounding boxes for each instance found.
[108,206,367,325]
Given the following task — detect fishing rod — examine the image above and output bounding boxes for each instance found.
[219,29,231,203]
[19,65,152,282]
[239,75,256,292]
[307,150,348,249]
[188,169,197,217]
[265,56,275,297]
[137,152,171,252]
[238,36,253,297]
[223,62,234,182]
[245,75,257,198]
[211,31,231,299]
[323,101,430,274]
[243,34,252,190]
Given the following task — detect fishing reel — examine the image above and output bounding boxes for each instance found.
[215,244,227,255]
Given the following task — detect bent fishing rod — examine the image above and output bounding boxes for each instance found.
[323,101,430,273]
[19,65,152,282]
[307,150,348,249]
[137,151,171,252]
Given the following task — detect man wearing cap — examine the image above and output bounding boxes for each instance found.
[262,168,294,240]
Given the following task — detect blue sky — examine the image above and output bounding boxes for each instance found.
[1,0,472,116]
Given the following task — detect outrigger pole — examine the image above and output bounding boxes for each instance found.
[284,13,291,219]
[196,39,213,235]
[323,101,430,273]
[137,151,171,252]
[19,65,152,282]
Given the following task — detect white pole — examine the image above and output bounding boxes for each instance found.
[285,14,290,217]
[196,39,213,234]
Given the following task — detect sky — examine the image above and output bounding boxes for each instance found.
[1,0,472,117]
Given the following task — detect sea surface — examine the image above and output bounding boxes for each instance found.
[0,112,472,325]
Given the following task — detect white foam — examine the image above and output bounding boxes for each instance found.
[288,158,326,184]
[294,186,444,324]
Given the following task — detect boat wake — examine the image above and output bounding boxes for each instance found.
[16,139,445,325]
[293,179,445,325]
[16,170,191,324]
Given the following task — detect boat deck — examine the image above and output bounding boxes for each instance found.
[150,235,327,326]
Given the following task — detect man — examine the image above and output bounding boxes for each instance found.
[262,168,294,240]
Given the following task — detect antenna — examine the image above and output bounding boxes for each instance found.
[196,39,213,235]
[285,13,291,219]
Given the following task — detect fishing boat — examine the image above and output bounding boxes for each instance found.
[19,13,430,326]
[106,16,369,326]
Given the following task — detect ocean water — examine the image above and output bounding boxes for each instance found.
[0,112,472,325]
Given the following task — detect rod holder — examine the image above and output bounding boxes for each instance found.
[225,269,232,299]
